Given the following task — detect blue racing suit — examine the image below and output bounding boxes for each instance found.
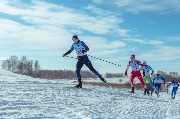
[64,40,101,81]
[168,82,179,97]
[150,76,165,95]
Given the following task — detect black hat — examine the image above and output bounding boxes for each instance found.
[72,34,78,39]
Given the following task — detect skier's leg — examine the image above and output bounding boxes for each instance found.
[84,57,107,83]
[157,84,160,93]
[146,75,151,95]
[137,71,145,86]
[144,75,150,95]
[85,62,100,77]
[172,87,177,97]
[143,76,147,95]
[76,61,84,88]
[174,87,178,98]
[157,84,161,97]
[150,79,154,95]
[137,71,147,93]
[130,72,136,93]
[151,87,154,95]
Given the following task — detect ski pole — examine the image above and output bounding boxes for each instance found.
[64,55,78,59]
[87,55,121,67]
[64,55,121,67]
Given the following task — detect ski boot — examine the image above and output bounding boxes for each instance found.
[131,87,134,93]
[156,92,159,98]
[146,89,150,96]
[144,90,146,95]
[75,80,82,88]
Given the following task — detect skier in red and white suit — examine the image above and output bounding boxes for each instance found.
[125,54,147,93]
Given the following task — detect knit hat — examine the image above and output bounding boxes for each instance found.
[130,54,135,59]
[72,34,78,41]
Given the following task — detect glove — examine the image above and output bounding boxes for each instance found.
[143,72,145,77]
[82,50,87,53]
[151,71,154,75]
[125,70,127,76]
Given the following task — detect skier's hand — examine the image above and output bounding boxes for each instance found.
[125,70,127,76]
[151,72,153,75]
[82,50,87,53]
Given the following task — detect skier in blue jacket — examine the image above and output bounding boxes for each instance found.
[168,80,179,99]
[63,34,107,88]
[150,73,165,97]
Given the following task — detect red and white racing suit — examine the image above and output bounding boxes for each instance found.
[128,60,145,87]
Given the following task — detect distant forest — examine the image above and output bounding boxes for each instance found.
[1,55,180,82]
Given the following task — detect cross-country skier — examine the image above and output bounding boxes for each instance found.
[167,80,179,99]
[125,54,147,93]
[63,34,107,88]
[150,73,165,97]
[141,61,154,95]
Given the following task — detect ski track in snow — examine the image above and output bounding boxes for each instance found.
[0,69,180,119]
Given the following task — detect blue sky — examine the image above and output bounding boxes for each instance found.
[0,0,180,75]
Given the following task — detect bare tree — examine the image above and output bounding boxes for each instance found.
[34,60,40,73]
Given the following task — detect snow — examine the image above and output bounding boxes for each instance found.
[0,69,180,119]
[83,77,141,84]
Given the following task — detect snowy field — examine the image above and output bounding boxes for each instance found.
[0,69,180,119]
[83,77,140,84]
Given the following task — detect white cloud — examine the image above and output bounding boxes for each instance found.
[123,38,163,45]
[0,1,129,36]
[163,36,180,41]
[85,5,120,16]
[0,0,131,58]
[138,45,180,61]
[92,0,180,14]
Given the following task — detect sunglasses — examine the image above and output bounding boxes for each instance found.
[72,38,76,41]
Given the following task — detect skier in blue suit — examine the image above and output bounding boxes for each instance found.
[150,73,165,97]
[168,80,179,99]
[63,34,107,88]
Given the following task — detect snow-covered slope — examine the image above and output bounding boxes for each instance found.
[0,69,180,119]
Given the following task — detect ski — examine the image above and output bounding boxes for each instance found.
[104,82,111,87]
[63,86,92,90]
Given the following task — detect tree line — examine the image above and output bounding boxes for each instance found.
[2,55,40,75]
[1,55,100,79]
[1,55,180,82]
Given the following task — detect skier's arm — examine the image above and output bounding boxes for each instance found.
[150,78,154,87]
[81,41,89,53]
[125,66,129,76]
[149,66,154,75]
[141,66,145,77]
[63,45,74,57]
[125,62,130,75]
[168,83,172,87]
[177,83,179,86]
[137,61,144,66]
